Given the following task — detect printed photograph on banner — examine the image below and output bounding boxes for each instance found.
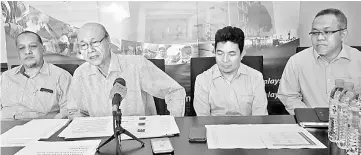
[120,40,143,56]
[2,1,84,65]
[196,2,228,42]
[142,43,160,59]
[238,1,300,103]
[197,43,215,57]
[2,1,128,66]
[143,2,197,44]
[165,44,193,65]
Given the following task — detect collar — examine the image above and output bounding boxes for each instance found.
[312,44,351,64]
[14,60,50,76]
[88,52,122,76]
[212,63,248,80]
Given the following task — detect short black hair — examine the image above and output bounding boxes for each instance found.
[315,8,347,29]
[215,26,245,53]
[15,31,43,46]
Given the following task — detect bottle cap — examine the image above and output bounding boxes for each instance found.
[344,82,354,91]
[335,79,345,86]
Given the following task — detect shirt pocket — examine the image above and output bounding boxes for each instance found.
[35,90,56,112]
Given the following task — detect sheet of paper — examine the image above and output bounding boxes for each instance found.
[1,119,70,147]
[260,125,326,149]
[1,126,40,147]
[22,119,70,139]
[121,115,180,140]
[59,116,180,140]
[205,124,326,149]
[206,124,266,149]
[14,140,101,155]
[58,116,113,138]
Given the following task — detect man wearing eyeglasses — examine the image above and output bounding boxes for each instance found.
[277,8,361,115]
[67,23,186,118]
[0,31,72,120]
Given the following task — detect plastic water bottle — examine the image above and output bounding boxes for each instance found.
[346,102,360,154]
[329,79,345,142]
[346,81,361,155]
[337,82,355,149]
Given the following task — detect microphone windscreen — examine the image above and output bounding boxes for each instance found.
[113,78,126,86]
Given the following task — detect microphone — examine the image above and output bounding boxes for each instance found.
[110,78,127,114]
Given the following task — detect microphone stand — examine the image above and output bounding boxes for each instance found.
[96,109,145,154]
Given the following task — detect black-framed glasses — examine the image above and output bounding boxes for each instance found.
[309,28,346,37]
[79,35,107,50]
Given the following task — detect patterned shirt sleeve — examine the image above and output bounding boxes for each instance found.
[277,56,307,115]
[193,74,211,116]
[139,57,186,116]
[251,72,268,115]
[67,69,87,119]
[55,71,72,119]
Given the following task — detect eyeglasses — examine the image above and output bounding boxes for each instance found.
[309,28,346,37]
[79,35,107,50]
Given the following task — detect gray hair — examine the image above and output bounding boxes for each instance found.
[315,8,347,29]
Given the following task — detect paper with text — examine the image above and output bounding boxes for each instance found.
[59,116,180,140]
[1,126,40,147]
[14,140,101,155]
[1,119,69,147]
[205,124,326,149]
[22,119,70,139]
[58,116,113,138]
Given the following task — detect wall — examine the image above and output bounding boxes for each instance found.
[299,1,361,47]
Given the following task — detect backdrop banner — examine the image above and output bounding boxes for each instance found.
[3,1,300,115]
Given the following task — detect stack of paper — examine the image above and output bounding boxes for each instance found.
[1,119,69,147]
[59,115,180,140]
[59,116,113,138]
[206,124,326,149]
[14,140,101,155]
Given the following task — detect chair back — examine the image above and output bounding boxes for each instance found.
[54,64,79,75]
[11,64,79,76]
[1,63,8,73]
[148,59,169,115]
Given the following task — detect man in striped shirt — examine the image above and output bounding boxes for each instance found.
[1,31,72,120]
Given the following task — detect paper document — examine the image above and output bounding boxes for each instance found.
[59,116,180,140]
[206,124,326,149]
[206,124,266,149]
[22,119,70,139]
[1,119,69,147]
[59,116,113,138]
[121,115,180,140]
[14,140,101,155]
[1,126,40,147]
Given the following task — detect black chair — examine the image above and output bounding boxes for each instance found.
[296,46,361,53]
[1,63,8,72]
[54,64,79,75]
[148,59,169,115]
[189,56,264,116]
[11,64,79,76]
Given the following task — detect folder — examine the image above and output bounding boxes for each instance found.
[294,108,329,128]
